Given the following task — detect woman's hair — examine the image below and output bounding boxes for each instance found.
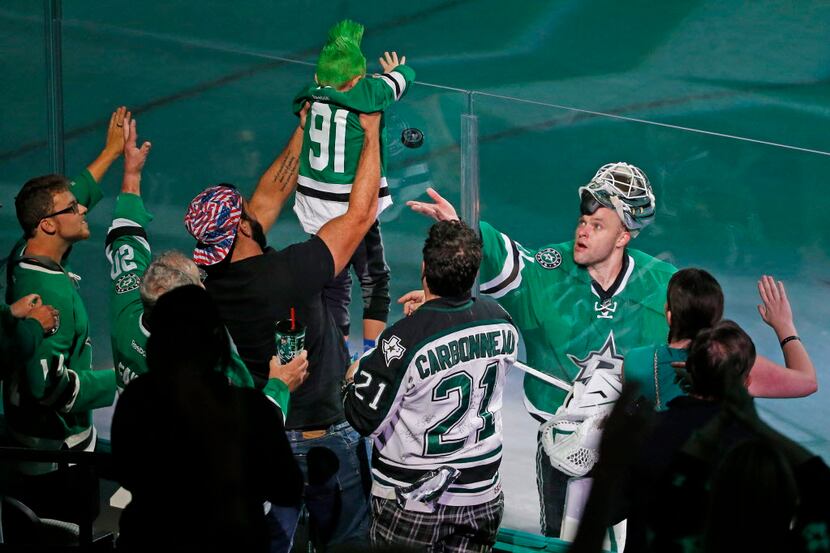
[666,268,724,342]
[146,285,230,373]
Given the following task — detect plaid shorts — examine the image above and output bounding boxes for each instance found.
[370,493,504,553]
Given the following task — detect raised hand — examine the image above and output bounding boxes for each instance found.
[104,106,128,159]
[406,187,460,222]
[379,51,406,73]
[757,275,796,338]
[122,113,152,176]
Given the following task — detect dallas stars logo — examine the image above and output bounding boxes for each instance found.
[535,248,562,269]
[382,335,406,367]
[115,273,141,294]
[566,332,624,412]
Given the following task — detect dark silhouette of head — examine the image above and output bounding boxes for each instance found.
[685,320,755,399]
[666,268,724,342]
[146,284,230,374]
[422,220,482,297]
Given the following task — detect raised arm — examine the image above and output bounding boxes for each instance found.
[747,275,818,398]
[316,112,381,275]
[87,106,127,183]
[121,113,152,196]
[249,104,309,233]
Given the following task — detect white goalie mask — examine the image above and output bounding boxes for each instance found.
[578,162,656,237]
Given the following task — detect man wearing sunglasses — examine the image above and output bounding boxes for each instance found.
[405,162,677,539]
[3,107,128,521]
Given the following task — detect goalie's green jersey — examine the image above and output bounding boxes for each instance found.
[478,221,676,418]
[5,170,116,450]
[106,193,290,415]
[291,64,416,233]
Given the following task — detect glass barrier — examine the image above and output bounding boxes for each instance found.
[3,2,829,541]
[472,91,830,532]
[0,2,51,246]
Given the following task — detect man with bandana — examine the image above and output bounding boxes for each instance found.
[184,110,382,547]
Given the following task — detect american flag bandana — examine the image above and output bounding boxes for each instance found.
[184,185,243,266]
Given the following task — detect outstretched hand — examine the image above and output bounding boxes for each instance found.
[406,188,460,222]
[104,106,128,159]
[757,275,796,337]
[123,113,151,176]
[379,51,406,73]
[398,290,426,316]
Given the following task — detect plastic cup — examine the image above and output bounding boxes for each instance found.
[275,320,306,364]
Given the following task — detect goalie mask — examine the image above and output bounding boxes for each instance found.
[578,162,655,237]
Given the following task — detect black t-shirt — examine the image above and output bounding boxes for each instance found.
[204,236,348,429]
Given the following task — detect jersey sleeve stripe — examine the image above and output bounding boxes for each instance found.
[380,73,403,100]
[105,221,149,249]
[480,234,524,297]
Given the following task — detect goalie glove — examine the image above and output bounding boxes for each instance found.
[540,412,606,477]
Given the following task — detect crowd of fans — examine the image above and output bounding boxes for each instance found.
[1,18,827,553]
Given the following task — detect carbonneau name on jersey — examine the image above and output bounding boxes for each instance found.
[344,296,517,507]
[413,328,516,379]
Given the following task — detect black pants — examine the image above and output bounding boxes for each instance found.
[323,220,390,337]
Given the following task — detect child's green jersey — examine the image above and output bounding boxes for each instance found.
[478,221,676,418]
[292,65,416,233]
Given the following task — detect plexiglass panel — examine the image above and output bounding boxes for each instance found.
[473,92,830,532]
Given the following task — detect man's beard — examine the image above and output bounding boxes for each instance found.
[250,218,267,250]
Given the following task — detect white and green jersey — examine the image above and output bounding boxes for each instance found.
[478,221,676,419]
[292,64,416,233]
[106,193,290,415]
[344,296,517,507]
[5,170,116,451]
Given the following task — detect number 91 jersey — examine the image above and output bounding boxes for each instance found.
[344,295,518,507]
[291,64,416,234]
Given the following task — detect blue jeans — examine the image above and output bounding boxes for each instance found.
[268,421,371,552]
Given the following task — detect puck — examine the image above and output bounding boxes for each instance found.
[401,128,424,149]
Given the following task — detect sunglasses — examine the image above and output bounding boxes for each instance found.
[41,200,80,220]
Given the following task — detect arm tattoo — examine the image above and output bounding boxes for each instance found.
[273,155,298,191]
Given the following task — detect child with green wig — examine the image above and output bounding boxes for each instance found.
[292,19,415,356]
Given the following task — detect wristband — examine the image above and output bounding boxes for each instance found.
[780,335,801,348]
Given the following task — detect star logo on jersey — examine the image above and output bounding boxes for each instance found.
[381,335,406,367]
[565,332,624,412]
[535,248,562,269]
[115,273,141,294]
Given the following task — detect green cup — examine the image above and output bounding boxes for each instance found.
[275,320,306,364]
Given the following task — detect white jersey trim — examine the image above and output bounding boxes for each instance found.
[590,254,635,299]
[480,233,526,299]
[17,262,63,276]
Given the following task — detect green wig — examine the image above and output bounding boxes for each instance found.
[316,20,367,88]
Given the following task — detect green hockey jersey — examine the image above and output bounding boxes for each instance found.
[106,193,290,415]
[4,170,116,450]
[478,221,676,418]
[0,303,43,379]
[291,64,416,233]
